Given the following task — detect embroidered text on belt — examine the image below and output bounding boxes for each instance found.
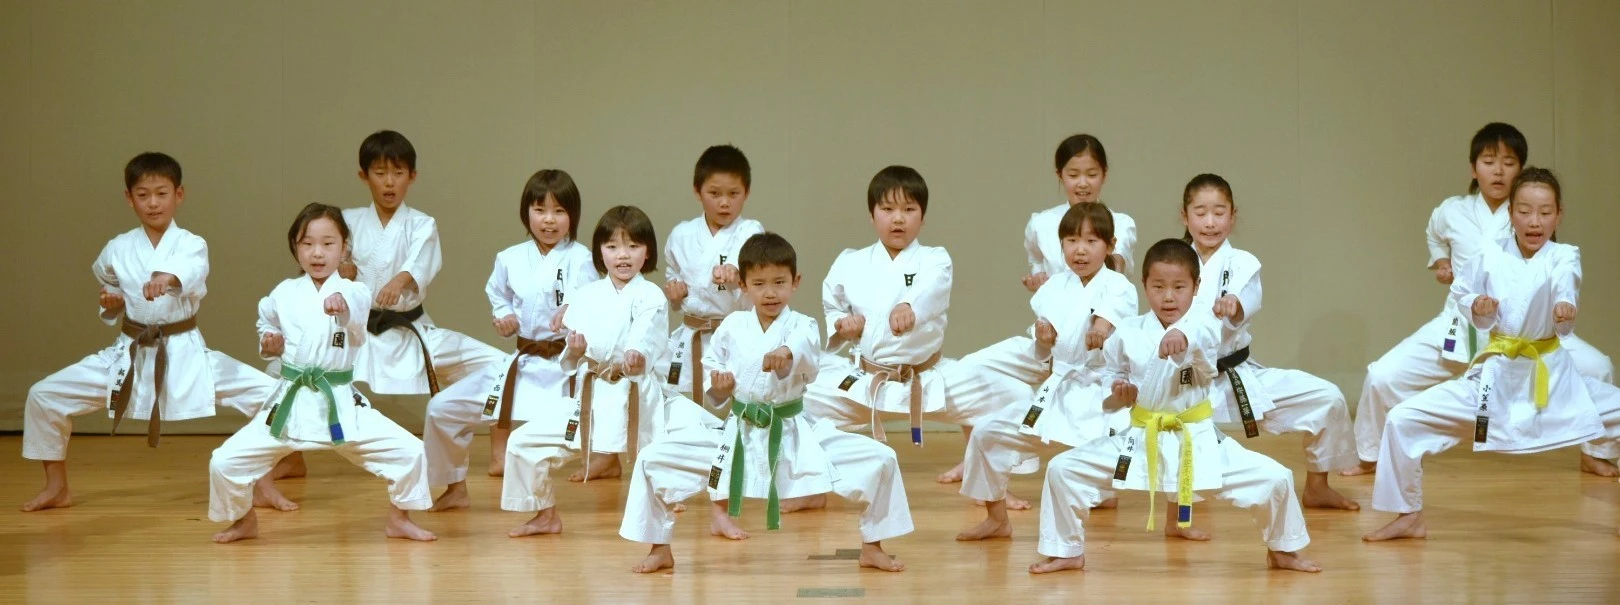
[367,305,440,395]
[1216,347,1259,438]
[1130,400,1213,531]
[575,359,640,483]
[113,316,199,447]
[859,351,942,446]
[1473,334,1560,409]
[488,337,565,429]
[725,398,804,531]
[268,363,354,444]
[682,315,724,405]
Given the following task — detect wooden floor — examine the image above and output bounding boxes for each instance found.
[3,432,1619,604]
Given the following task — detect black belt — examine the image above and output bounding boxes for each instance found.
[1217,347,1258,438]
[366,305,440,395]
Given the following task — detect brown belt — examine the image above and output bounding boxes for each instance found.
[576,359,640,483]
[859,351,942,446]
[113,316,200,447]
[682,315,724,404]
[488,337,566,430]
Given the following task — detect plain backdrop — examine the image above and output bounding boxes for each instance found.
[2,0,1615,433]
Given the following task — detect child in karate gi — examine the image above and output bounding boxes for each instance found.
[502,206,716,537]
[956,202,1136,539]
[658,145,765,412]
[1177,174,1359,514]
[423,169,597,510]
[622,232,911,573]
[275,130,508,481]
[21,152,277,512]
[798,166,1032,509]
[1029,238,1318,574]
[208,203,434,543]
[1363,168,1620,541]
[948,134,1139,484]
[1351,123,1614,476]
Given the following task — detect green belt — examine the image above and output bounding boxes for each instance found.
[727,398,804,530]
[270,363,355,444]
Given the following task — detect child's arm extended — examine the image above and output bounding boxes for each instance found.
[93,241,124,324]
[623,285,669,375]
[256,293,284,359]
[1213,258,1262,330]
[378,214,442,307]
[485,254,518,338]
[701,322,734,406]
[149,233,209,301]
[1551,245,1581,331]
[892,248,952,335]
[1450,254,1496,332]
[823,251,864,349]
[1425,203,1454,284]
[1022,215,1049,292]
[1101,331,1133,412]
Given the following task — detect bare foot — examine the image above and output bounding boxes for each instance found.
[488,426,511,477]
[212,510,260,543]
[779,494,827,513]
[1302,472,1360,510]
[270,452,307,480]
[956,499,1013,541]
[252,479,300,511]
[20,461,73,512]
[384,507,438,541]
[507,507,563,538]
[1028,555,1085,574]
[1363,511,1427,542]
[568,455,622,482]
[1267,550,1322,572]
[632,544,675,573]
[936,462,965,484]
[709,501,749,540]
[858,542,905,572]
[1091,497,1118,510]
[430,482,471,512]
[1005,491,1032,511]
[673,503,687,513]
[20,484,73,512]
[1581,453,1619,477]
[1339,460,1377,476]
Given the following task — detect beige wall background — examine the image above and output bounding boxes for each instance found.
[1,0,1615,434]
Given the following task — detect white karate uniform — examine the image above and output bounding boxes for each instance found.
[208,276,432,523]
[1037,310,1310,559]
[1198,240,1358,473]
[1373,239,1620,513]
[959,268,1135,503]
[1356,194,1614,462]
[959,203,1139,386]
[22,226,277,461]
[422,239,597,487]
[343,204,504,395]
[620,309,914,544]
[501,275,719,512]
[802,241,1032,441]
[655,215,765,404]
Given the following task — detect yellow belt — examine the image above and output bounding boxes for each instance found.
[1130,400,1213,531]
[1473,334,1560,409]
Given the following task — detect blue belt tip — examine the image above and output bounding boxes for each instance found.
[911,427,922,445]
[1178,505,1192,523]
